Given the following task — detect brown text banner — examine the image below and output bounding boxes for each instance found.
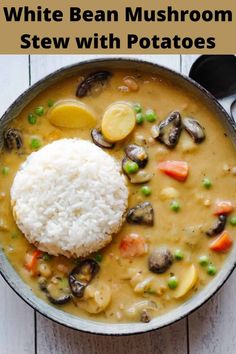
[0,0,235,53]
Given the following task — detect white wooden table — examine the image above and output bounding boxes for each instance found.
[0,54,235,354]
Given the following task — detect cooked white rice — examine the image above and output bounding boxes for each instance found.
[11,139,128,257]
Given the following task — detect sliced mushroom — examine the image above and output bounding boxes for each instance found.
[151,111,182,148]
[130,170,153,184]
[126,202,154,226]
[4,128,23,150]
[148,248,173,274]
[39,278,71,305]
[69,259,100,298]
[76,71,111,98]
[125,144,148,168]
[206,214,227,237]
[183,118,205,143]
[91,128,114,149]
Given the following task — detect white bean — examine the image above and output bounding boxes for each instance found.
[38,263,52,278]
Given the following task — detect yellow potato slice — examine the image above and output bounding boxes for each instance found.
[102,102,136,142]
[77,281,111,314]
[174,264,198,299]
[48,100,97,129]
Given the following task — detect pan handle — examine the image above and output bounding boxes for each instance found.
[218,95,236,122]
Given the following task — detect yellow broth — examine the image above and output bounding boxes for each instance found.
[0,69,236,323]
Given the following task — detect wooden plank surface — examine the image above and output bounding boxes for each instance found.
[0,55,35,354]
[36,316,186,354]
[181,55,236,354]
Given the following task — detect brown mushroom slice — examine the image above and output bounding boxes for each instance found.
[126,202,154,226]
[76,71,112,98]
[69,259,100,298]
[130,170,153,184]
[148,248,173,274]
[125,144,148,168]
[91,128,115,149]
[4,128,23,150]
[206,214,227,237]
[39,279,71,305]
[183,118,205,143]
[151,111,182,148]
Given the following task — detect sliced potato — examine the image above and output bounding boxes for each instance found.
[102,102,136,142]
[77,281,111,314]
[181,136,197,153]
[174,264,198,299]
[48,100,97,129]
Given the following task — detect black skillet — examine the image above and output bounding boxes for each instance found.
[189,55,236,119]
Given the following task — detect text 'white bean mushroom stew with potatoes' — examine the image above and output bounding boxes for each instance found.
[1,68,236,324]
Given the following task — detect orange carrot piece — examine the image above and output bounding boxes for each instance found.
[25,249,42,272]
[214,200,234,215]
[210,230,233,252]
[119,233,147,258]
[157,160,189,182]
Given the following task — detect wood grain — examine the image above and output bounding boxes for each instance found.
[36,315,187,354]
[0,55,35,354]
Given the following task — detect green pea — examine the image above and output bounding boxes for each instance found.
[230,216,236,226]
[41,253,53,261]
[202,177,212,189]
[124,161,139,174]
[35,106,45,117]
[207,264,217,276]
[199,255,209,267]
[145,109,157,122]
[30,138,41,149]
[170,200,180,212]
[136,113,145,125]
[133,103,142,113]
[28,113,37,125]
[47,99,55,108]
[140,185,152,196]
[2,166,9,176]
[168,275,178,289]
[174,249,184,260]
[94,254,103,263]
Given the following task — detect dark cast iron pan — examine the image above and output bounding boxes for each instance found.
[189,55,236,119]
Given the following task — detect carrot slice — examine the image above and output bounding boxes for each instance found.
[157,160,189,182]
[210,230,233,252]
[214,200,234,215]
[119,233,147,258]
[25,250,42,272]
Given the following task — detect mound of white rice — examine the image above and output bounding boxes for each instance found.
[11,139,128,257]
